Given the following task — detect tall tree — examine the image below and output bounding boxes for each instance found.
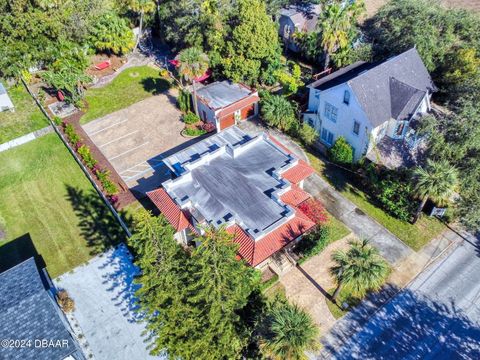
[412,159,458,223]
[330,239,389,302]
[186,226,259,359]
[221,0,281,85]
[177,47,209,115]
[260,301,319,360]
[319,0,365,70]
[128,0,155,50]
[128,210,194,357]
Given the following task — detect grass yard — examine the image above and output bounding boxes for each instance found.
[0,84,48,143]
[326,287,361,319]
[81,65,171,124]
[328,215,351,243]
[0,134,124,277]
[307,152,446,251]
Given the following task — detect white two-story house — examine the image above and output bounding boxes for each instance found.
[303,48,436,168]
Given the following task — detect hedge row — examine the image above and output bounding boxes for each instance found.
[62,122,119,202]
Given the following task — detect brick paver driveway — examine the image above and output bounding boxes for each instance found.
[82,92,205,195]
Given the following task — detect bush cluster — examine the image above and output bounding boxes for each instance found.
[328,137,354,165]
[183,111,200,124]
[294,225,331,260]
[61,122,118,198]
[298,199,329,224]
[178,89,191,113]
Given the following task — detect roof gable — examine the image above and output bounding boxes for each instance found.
[311,48,434,127]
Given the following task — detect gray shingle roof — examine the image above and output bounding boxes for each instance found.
[196,81,253,109]
[310,48,435,127]
[280,4,321,32]
[0,258,84,360]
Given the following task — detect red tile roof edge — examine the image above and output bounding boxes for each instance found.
[146,188,191,232]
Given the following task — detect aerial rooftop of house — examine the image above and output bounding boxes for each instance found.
[279,4,321,32]
[149,127,316,266]
[309,48,435,127]
[196,81,256,110]
[0,258,84,360]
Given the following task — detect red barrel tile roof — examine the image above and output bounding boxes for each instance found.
[146,188,191,232]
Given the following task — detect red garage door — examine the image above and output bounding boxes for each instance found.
[240,104,255,120]
[219,113,236,130]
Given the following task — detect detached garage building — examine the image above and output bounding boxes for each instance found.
[0,83,14,112]
[196,81,259,132]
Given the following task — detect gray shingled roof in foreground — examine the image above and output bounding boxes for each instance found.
[196,81,252,109]
[163,127,299,239]
[310,48,435,127]
[0,258,84,360]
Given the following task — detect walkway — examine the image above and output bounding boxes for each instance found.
[0,125,53,152]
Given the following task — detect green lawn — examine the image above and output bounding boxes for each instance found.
[326,287,361,319]
[81,66,171,124]
[0,84,48,143]
[0,134,125,277]
[306,152,446,251]
[328,215,351,243]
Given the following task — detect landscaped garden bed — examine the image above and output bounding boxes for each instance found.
[181,111,215,137]
[306,151,446,250]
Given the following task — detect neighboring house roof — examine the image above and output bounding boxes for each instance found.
[152,127,315,266]
[196,81,258,111]
[309,48,435,127]
[0,258,84,360]
[279,4,321,32]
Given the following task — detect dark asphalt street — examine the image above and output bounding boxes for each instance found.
[320,237,480,360]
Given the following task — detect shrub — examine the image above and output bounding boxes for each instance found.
[260,94,297,132]
[295,225,331,260]
[178,89,191,113]
[95,168,110,183]
[376,177,416,222]
[298,199,329,224]
[296,123,318,146]
[108,194,119,205]
[64,124,81,144]
[52,116,62,126]
[77,145,97,169]
[57,290,75,313]
[328,137,354,165]
[102,178,118,196]
[183,112,200,124]
[202,122,216,133]
[184,126,207,137]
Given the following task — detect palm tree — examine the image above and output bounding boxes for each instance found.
[261,95,296,131]
[319,0,365,70]
[261,302,319,360]
[129,0,155,51]
[177,47,209,115]
[412,159,458,223]
[330,239,389,303]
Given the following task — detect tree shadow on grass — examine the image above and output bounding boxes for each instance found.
[141,77,171,95]
[65,185,129,255]
[321,284,480,359]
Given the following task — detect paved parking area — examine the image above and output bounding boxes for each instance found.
[82,93,196,194]
[55,245,161,360]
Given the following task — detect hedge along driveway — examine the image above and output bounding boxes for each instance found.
[81,65,171,124]
[0,134,125,277]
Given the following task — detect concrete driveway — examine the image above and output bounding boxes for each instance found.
[55,245,161,360]
[82,93,200,195]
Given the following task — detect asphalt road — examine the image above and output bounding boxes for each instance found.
[322,238,480,360]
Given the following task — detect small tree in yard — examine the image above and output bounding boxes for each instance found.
[42,62,91,104]
[260,300,319,360]
[295,225,330,259]
[261,94,297,132]
[298,199,329,224]
[177,47,209,116]
[328,137,354,165]
[296,123,318,146]
[412,159,458,223]
[330,239,389,303]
